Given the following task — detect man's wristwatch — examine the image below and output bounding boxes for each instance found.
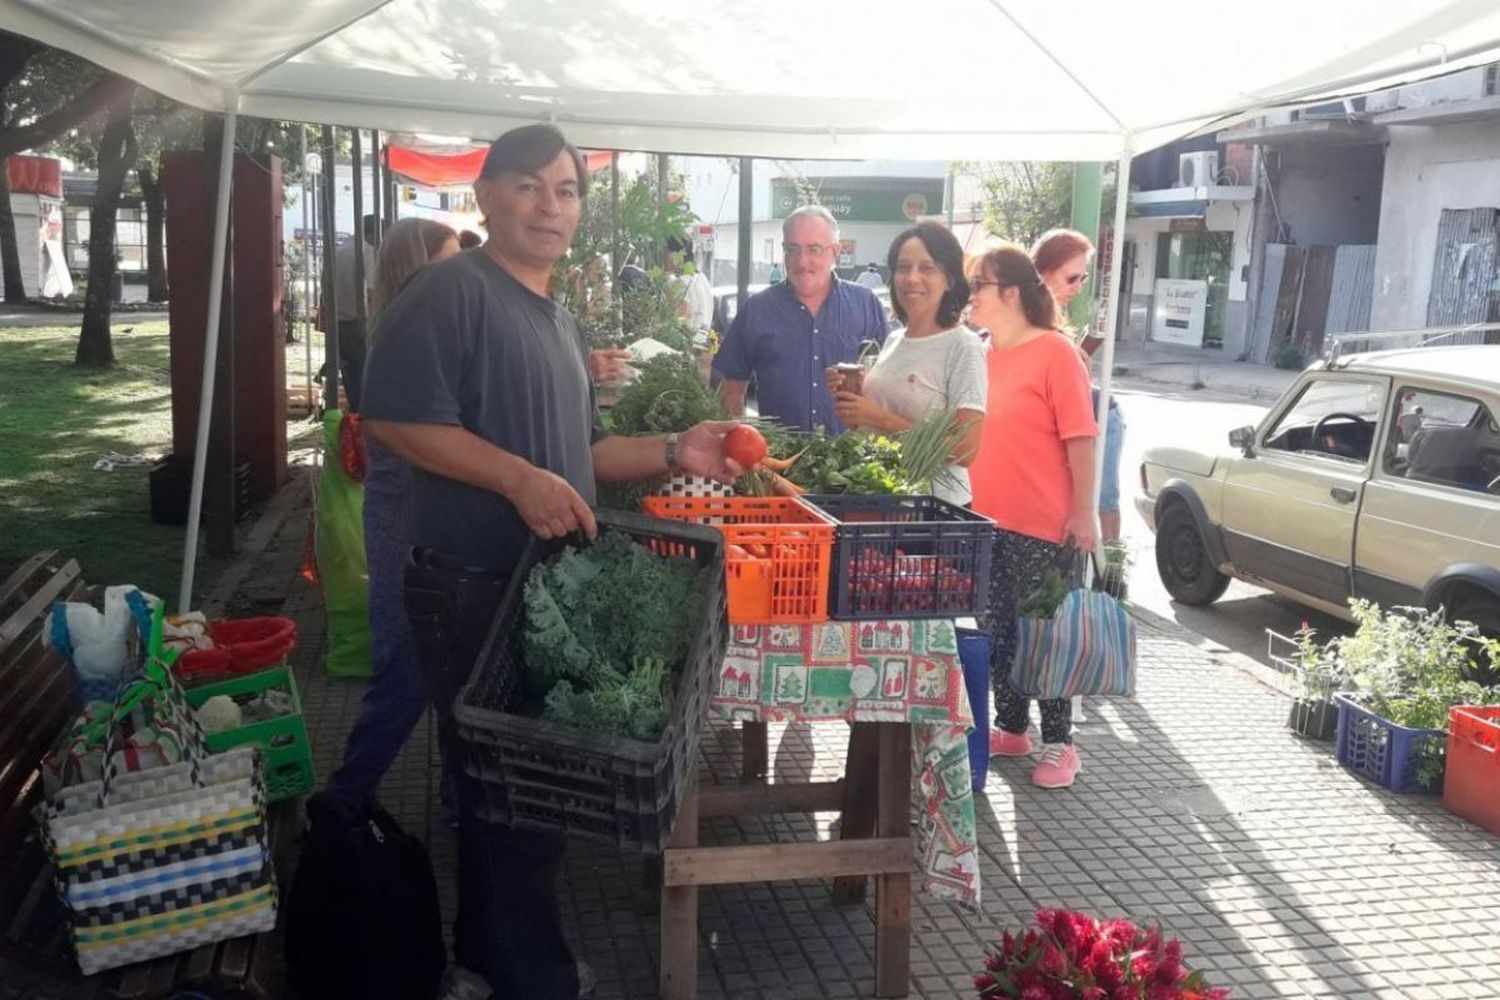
[664,433,681,473]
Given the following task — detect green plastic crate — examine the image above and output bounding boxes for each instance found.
[184,665,315,802]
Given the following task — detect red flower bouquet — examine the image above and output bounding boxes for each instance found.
[974,910,1229,1000]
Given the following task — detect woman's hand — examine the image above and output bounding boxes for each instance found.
[832,390,893,431]
[824,366,845,394]
[1061,507,1099,553]
[588,348,633,385]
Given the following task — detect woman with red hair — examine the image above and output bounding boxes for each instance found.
[1032,228,1125,543]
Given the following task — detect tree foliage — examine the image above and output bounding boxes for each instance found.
[954,161,1074,249]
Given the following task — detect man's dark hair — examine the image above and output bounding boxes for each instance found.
[478,124,589,198]
[886,222,970,328]
[458,230,482,250]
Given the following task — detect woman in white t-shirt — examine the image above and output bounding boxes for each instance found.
[829,222,987,504]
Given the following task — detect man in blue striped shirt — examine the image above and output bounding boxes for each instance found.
[713,206,888,433]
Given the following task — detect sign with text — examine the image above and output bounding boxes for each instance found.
[1151,279,1208,347]
[771,178,945,223]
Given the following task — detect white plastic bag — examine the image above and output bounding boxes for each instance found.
[45,586,158,697]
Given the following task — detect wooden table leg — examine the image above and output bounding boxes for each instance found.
[741,720,768,782]
[873,723,912,998]
[831,721,881,904]
[660,771,700,1000]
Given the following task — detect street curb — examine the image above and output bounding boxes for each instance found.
[1111,366,1288,403]
[1127,602,1296,698]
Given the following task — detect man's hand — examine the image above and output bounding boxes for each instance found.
[507,465,598,540]
[678,421,747,484]
[588,348,633,385]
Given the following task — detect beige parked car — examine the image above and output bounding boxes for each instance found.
[1136,346,1500,636]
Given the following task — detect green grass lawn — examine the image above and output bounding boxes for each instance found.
[0,320,231,600]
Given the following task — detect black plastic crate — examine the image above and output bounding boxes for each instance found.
[149,453,252,525]
[453,508,727,853]
[801,494,996,620]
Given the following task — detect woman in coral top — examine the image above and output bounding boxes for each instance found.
[967,244,1099,789]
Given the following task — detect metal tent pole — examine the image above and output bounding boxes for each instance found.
[351,127,367,347]
[1092,147,1132,529]
[737,158,752,305]
[320,125,340,412]
[300,125,312,410]
[369,129,381,244]
[177,108,238,613]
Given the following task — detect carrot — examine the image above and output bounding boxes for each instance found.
[769,473,806,496]
[757,448,806,473]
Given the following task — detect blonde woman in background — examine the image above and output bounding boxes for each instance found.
[328,218,460,807]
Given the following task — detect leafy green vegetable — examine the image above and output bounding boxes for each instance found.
[521,530,707,739]
[543,657,670,741]
[740,410,968,497]
[606,353,726,436]
[1017,568,1071,619]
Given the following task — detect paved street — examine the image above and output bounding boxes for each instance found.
[1112,374,1355,667]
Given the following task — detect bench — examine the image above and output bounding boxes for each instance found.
[0,552,294,1000]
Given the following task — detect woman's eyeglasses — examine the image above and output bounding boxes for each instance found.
[969,279,1000,293]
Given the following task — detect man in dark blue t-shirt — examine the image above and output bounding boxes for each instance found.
[362,124,740,1000]
[712,205,887,433]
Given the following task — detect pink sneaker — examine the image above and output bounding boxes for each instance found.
[1031,743,1081,788]
[989,729,1033,758]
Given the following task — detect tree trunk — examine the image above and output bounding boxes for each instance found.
[0,163,26,302]
[76,99,137,369]
[138,163,167,302]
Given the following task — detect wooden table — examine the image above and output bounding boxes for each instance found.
[659,719,914,999]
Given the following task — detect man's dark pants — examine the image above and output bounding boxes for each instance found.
[403,551,580,999]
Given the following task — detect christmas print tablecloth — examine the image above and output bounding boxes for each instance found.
[709,618,980,908]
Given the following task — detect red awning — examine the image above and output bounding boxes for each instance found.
[7,155,62,198]
[385,145,614,189]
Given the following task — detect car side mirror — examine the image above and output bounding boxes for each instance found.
[1229,425,1256,455]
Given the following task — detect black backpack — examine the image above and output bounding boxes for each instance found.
[285,793,445,999]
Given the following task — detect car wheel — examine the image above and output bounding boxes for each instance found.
[1450,590,1500,686]
[1155,504,1230,606]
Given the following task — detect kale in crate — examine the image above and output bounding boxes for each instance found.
[521,530,705,738]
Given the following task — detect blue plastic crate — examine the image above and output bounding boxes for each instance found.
[801,494,995,621]
[1333,693,1446,794]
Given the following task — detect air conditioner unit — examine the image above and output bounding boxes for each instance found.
[1178,151,1219,188]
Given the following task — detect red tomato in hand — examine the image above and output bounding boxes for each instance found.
[724,425,768,468]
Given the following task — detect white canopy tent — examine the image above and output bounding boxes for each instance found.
[5,0,1500,609]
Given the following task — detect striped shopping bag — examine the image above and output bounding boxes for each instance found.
[1010,585,1137,700]
[37,603,277,974]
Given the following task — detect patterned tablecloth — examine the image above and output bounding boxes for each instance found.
[709,619,981,908]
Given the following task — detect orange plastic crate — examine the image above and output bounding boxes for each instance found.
[1444,706,1500,835]
[641,496,835,624]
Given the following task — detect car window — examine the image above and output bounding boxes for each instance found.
[1262,378,1384,463]
[1384,386,1500,494]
